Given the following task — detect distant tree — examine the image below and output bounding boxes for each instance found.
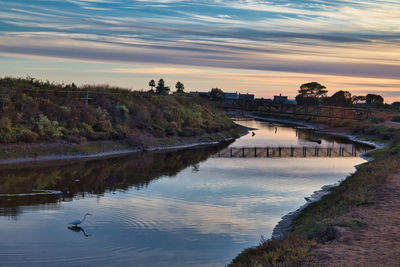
[175,81,185,94]
[209,88,224,101]
[328,90,352,106]
[392,102,400,110]
[366,94,384,106]
[296,82,328,105]
[352,95,366,104]
[298,82,328,98]
[155,79,170,95]
[148,79,155,93]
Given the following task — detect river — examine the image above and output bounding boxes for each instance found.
[0,119,372,266]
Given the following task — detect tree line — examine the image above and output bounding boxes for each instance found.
[295,82,385,107]
[148,79,184,95]
[147,79,390,109]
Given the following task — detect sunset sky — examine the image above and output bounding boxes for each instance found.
[0,0,399,102]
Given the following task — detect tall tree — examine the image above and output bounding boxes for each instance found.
[155,79,170,95]
[296,82,328,105]
[366,94,384,105]
[329,90,352,106]
[175,81,184,94]
[148,79,155,93]
[298,82,328,98]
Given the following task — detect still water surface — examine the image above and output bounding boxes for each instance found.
[0,119,371,266]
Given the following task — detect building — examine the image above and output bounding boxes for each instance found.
[239,93,255,103]
[223,92,239,104]
[273,94,288,104]
[190,91,210,98]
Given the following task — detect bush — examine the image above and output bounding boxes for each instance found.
[368,116,385,123]
[391,116,400,122]
[33,114,63,139]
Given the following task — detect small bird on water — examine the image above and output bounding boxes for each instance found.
[251,131,255,136]
[68,213,92,226]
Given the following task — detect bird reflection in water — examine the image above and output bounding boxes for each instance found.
[68,226,91,237]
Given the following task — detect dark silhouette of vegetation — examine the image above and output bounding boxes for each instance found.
[209,88,224,101]
[175,81,184,94]
[366,93,384,106]
[352,95,366,104]
[391,116,400,122]
[0,77,236,144]
[148,79,155,93]
[155,78,170,95]
[327,90,352,106]
[296,82,328,105]
[392,102,400,110]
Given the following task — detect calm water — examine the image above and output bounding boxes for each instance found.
[0,119,371,266]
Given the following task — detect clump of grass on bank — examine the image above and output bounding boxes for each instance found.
[0,77,237,146]
[230,235,316,267]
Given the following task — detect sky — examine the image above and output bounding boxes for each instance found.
[0,0,399,102]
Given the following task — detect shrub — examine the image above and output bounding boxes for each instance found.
[368,116,385,123]
[33,114,63,139]
[391,115,400,122]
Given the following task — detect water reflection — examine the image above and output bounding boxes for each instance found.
[0,120,372,266]
[0,142,232,218]
[231,119,370,149]
[68,226,91,237]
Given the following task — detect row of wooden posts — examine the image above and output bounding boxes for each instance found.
[215,146,363,158]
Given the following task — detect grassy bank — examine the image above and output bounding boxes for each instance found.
[0,77,236,144]
[230,112,400,266]
[0,77,243,162]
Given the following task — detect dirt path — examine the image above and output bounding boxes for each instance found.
[303,171,400,266]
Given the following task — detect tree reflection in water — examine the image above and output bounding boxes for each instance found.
[0,142,232,218]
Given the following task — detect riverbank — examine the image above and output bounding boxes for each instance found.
[230,113,400,266]
[302,170,400,266]
[245,114,383,241]
[0,126,247,166]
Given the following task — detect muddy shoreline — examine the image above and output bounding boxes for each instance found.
[0,127,249,167]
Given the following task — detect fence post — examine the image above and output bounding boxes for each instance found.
[85,90,89,105]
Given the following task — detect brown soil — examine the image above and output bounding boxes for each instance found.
[303,171,400,267]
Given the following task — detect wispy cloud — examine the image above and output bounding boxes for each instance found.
[0,0,399,99]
